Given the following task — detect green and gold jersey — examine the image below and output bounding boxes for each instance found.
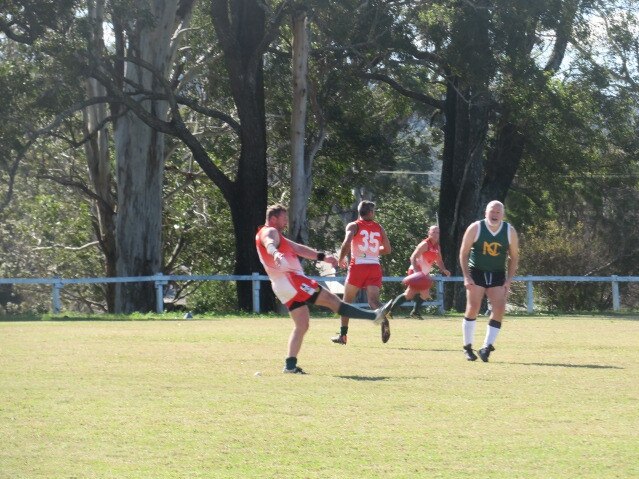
[468,220,510,272]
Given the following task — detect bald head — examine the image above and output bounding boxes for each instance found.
[428,225,440,244]
[485,201,505,226]
[486,200,504,213]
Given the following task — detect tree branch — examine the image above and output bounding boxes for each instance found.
[361,72,445,109]
[87,53,237,202]
[32,241,100,252]
[0,17,35,44]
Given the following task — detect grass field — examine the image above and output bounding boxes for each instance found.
[1,314,637,479]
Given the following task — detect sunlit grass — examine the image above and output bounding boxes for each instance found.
[1,315,637,478]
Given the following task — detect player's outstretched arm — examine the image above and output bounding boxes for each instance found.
[288,239,337,267]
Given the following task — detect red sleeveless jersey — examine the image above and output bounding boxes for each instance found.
[255,226,303,275]
[414,238,441,274]
[350,219,383,267]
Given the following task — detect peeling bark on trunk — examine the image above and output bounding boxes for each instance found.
[84,0,117,311]
[83,76,117,311]
[289,7,311,245]
[113,0,194,313]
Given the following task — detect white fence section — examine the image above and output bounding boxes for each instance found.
[0,274,637,314]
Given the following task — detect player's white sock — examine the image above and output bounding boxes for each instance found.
[483,319,501,346]
[463,317,476,345]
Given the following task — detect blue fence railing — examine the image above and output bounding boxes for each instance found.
[1,274,637,314]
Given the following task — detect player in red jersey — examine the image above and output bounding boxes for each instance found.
[332,200,392,345]
[256,204,391,374]
[387,225,450,319]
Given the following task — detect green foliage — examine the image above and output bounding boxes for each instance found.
[161,164,237,312]
[517,220,616,312]
[374,191,438,276]
[187,280,238,313]
[373,191,439,297]
[0,172,105,313]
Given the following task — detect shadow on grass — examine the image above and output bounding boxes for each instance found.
[0,315,175,322]
[336,375,391,381]
[511,362,624,370]
[395,347,457,352]
[0,314,232,322]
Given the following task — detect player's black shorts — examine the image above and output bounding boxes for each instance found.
[288,288,322,311]
[469,268,506,288]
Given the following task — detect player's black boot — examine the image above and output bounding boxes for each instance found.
[331,334,347,345]
[282,366,307,374]
[463,344,477,361]
[478,344,495,362]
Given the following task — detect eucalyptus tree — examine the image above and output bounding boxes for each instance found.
[1,0,197,313]
[74,0,293,312]
[204,0,290,310]
[105,0,196,312]
[288,3,313,245]
[83,0,116,310]
[0,35,111,312]
[0,1,111,311]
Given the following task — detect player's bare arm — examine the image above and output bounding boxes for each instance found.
[459,222,479,288]
[505,226,520,292]
[260,226,284,266]
[260,227,279,249]
[409,241,429,271]
[338,222,357,268]
[436,256,451,276]
[261,227,285,266]
[289,240,338,268]
[379,226,392,255]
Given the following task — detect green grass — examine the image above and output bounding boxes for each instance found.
[1,315,637,478]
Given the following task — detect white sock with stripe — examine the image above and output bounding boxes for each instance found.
[483,319,502,347]
[463,317,476,346]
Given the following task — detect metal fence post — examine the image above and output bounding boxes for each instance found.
[611,275,620,312]
[437,279,444,314]
[52,277,63,314]
[527,279,534,314]
[252,272,261,313]
[154,273,168,314]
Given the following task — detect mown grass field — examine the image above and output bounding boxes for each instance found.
[1,314,637,479]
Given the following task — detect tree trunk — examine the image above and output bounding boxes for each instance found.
[479,121,526,205]
[439,83,490,311]
[437,2,494,312]
[289,7,311,245]
[113,0,194,313]
[210,0,278,311]
[84,77,117,311]
[84,0,116,311]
